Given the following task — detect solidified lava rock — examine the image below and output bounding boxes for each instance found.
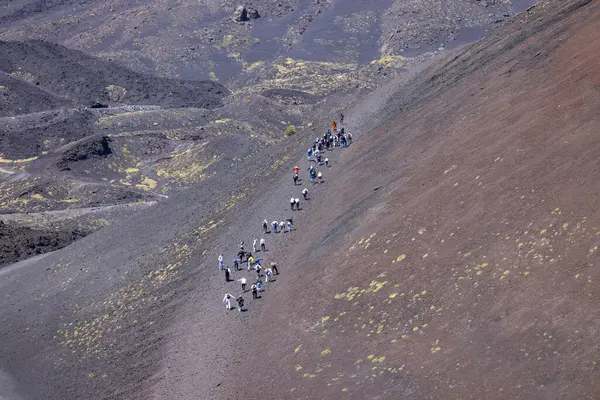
[55,135,112,171]
[0,222,86,268]
[234,5,248,22]
[247,8,260,19]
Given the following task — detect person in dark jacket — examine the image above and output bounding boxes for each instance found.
[236,295,244,312]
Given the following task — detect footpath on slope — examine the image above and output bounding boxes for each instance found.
[149,119,354,399]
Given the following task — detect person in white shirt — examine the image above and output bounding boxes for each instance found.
[302,188,309,200]
[270,261,279,275]
[290,197,295,211]
[260,238,266,252]
[253,238,257,252]
[294,198,300,211]
[265,268,273,283]
[222,293,232,310]
[262,219,268,233]
[218,254,224,271]
[238,277,247,291]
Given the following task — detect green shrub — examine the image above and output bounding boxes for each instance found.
[284,125,297,137]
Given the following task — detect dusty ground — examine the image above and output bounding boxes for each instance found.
[2,0,599,400]
[235,1,600,398]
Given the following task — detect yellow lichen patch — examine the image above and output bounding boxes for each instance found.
[125,167,139,174]
[321,316,330,323]
[389,293,398,299]
[30,193,45,200]
[418,227,426,235]
[222,193,246,212]
[0,155,39,164]
[105,85,127,102]
[321,348,332,356]
[367,354,375,360]
[431,347,441,353]
[135,177,158,191]
[422,253,429,258]
[196,220,222,237]
[370,55,406,68]
[396,254,406,262]
[270,155,290,170]
[214,118,231,124]
[294,344,303,353]
[237,57,371,96]
[342,388,348,392]
[463,251,472,258]
[295,365,303,371]
[155,145,218,184]
[243,61,265,72]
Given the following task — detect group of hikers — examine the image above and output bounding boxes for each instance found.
[221,115,352,312]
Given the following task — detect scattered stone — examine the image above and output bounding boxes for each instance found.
[247,8,260,19]
[233,5,248,22]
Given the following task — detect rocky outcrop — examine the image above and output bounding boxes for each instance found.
[247,7,260,19]
[233,5,248,22]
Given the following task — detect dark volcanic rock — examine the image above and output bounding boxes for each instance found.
[247,7,260,19]
[55,135,112,171]
[0,222,85,268]
[0,71,73,117]
[0,108,98,159]
[233,5,248,22]
[0,40,230,113]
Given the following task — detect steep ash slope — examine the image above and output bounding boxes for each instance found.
[232,0,600,399]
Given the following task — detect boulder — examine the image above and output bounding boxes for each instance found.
[233,5,248,22]
[247,8,260,19]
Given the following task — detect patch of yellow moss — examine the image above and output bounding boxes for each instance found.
[370,55,406,69]
[135,177,158,191]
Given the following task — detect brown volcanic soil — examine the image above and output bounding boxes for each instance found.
[227,1,600,399]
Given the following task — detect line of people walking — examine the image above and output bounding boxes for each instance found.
[220,116,352,313]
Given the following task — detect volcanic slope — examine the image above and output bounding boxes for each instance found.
[1,1,599,400]
[224,0,600,399]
